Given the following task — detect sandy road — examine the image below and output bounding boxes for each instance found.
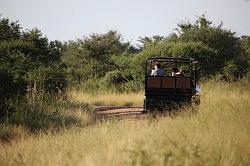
[94,105,191,120]
[94,106,148,120]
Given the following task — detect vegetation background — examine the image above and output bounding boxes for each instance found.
[0,15,250,165]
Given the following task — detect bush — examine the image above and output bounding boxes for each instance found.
[0,69,27,116]
[133,41,218,79]
[101,70,127,88]
[27,66,68,96]
[62,31,131,83]
[121,78,144,93]
[43,68,68,95]
[167,16,249,80]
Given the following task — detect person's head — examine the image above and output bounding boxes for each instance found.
[172,67,179,73]
[155,63,161,70]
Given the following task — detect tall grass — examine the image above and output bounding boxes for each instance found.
[0,81,249,165]
[69,90,144,106]
[0,99,94,142]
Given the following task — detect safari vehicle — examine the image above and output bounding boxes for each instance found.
[143,57,200,111]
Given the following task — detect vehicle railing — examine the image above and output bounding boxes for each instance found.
[145,75,194,90]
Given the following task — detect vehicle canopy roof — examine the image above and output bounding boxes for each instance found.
[146,57,198,64]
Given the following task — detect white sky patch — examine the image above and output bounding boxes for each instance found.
[1,0,250,44]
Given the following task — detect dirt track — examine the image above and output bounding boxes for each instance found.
[94,106,147,120]
[94,105,194,120]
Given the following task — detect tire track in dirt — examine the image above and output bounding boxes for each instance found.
[94,106,148,120]
[94,105,192,120]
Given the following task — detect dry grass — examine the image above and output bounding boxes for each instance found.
[0,100,94,143]
[0,81,250,166]
[69,90,144,106]
[0,124,28,143]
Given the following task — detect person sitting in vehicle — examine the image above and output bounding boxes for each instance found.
[151,63,164,76]
[180,69,187,77]
[172,67,186,76]
[171,67,179,76]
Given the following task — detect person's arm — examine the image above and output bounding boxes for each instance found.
[175,72,181,75]
[151,70,155,76]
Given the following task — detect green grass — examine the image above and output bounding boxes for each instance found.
[0,81,249,165]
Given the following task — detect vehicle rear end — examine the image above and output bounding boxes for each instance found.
[143,57,199,111]
[144,75,195,111]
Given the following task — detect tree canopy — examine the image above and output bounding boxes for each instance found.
[0,15,249,113]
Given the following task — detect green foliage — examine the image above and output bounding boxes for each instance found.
[121,78,144,92]
[133,41,218,79]
[0,69,27,115]
[62,31,132,83]
[1,15,250,99]
[241,36,250,77]
[138,35,166,49]
[101,70,127,88]
[82,31,129,60]
[168,15,248,80]
[0,18,67,115]
[111,53,135,72]
[241,36,250,58]
[0,18,21,40]
[62,15,250,91]
[27,66,68,95]
[75,78,102,93]
[21,29,63,66]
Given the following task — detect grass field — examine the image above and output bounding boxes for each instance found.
[69,90,144,106]
[0,81,250,166]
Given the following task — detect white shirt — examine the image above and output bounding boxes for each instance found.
[151,69,164,76]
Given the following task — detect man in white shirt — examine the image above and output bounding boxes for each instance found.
[151,63,164,76]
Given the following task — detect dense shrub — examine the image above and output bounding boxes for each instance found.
[0,18,68,109]
[27,66,68,95]
[132,41,218,79]
[167,15,248,80]
[61,16,249,91]
[1,15,250,98]
[62,31,133,84]
[0,69,27,115]
[121,78,144,92]
[101,70,127,88]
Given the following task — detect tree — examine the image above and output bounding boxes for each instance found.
[240,36,250,79]
[133,41,217,79]
[62,31,132,83]
[0,18,68,115]
[138,35,165,49]
[0,18,21,41]
[22,29,63,66]
[167,15,248,80]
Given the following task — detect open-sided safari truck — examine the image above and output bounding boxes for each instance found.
[143,57,200,111]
